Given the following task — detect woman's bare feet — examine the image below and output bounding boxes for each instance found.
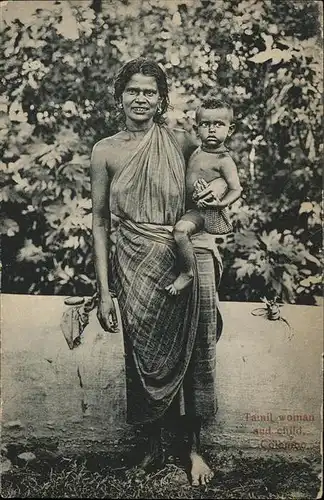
[165,272,193,295]
[136,448,165,474]
[135,429,165,475]
[190,452,214,486]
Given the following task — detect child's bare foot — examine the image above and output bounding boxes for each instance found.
[190,452,214,486]
[165,272,193,295]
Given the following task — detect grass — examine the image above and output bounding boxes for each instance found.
[1,446,322,499]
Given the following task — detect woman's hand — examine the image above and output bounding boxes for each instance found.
[97,294,118,333]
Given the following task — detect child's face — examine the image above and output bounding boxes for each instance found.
[197,107,234,149]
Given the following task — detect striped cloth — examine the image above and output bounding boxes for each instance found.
[112,220,223,424]
[110,123,186,226]
[109,124,223,425]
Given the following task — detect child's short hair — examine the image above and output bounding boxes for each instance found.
[195,97,234,123]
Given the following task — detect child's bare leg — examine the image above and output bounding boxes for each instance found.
[165,217,201,296]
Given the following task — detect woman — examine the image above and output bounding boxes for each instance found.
[90,57,223,486]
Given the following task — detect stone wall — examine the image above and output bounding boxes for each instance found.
[1,294,322,458]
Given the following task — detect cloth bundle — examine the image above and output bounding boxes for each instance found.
[194,177,233,235]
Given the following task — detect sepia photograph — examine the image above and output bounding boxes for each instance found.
[1,0,323,498]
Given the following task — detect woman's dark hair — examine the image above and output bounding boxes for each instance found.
[114,57,169,123]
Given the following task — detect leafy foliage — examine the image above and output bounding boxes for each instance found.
[1,0,322,303]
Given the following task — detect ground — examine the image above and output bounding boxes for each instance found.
[1,442,322,499]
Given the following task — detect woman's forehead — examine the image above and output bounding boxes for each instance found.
[124,73,158,89]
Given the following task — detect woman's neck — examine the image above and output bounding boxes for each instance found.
[124,118,154,134]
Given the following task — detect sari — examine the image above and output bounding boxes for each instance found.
[109,124,223,424]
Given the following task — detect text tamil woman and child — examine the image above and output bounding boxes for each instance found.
[91,58,242,486]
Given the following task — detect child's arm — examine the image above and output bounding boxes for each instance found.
[217,157,242,208]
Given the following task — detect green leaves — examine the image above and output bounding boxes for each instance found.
[222,222,322,303]
[0,217,19,237]
[1,0,322,302]
[17,240,49,263]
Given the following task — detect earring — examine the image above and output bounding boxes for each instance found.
[117,102,123,110]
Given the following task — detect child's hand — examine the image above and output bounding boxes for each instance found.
[195,182,227,207]
[193,178,209,201]
[194,178,209,192]
[197,197,222,209]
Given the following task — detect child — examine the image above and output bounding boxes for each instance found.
[165,97,242,296]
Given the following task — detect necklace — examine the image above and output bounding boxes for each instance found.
[123,124,153,140]
[123,125,153,132]
[123,118,154,132]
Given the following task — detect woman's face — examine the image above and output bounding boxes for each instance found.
[122,73,160,124]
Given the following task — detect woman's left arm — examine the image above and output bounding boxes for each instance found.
[173,128,199,164]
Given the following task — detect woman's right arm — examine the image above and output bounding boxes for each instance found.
[90,142,118,332]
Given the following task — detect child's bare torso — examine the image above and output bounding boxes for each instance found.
[186,147,230,199]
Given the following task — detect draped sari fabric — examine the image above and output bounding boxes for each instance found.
[110,124,223,424]
[110,124,185,226]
